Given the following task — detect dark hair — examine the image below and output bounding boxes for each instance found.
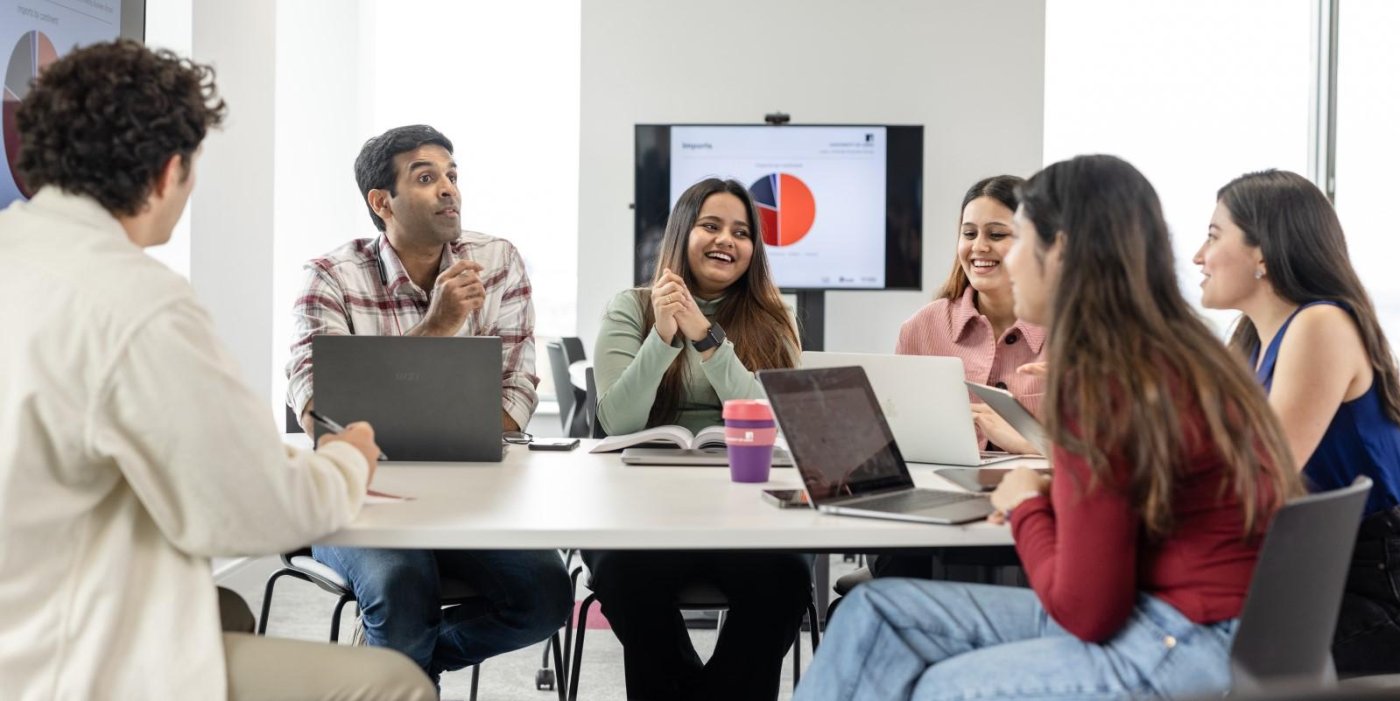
[15,39,226,216]
[1019,155,1300,538]
[633,178,799,426]
[937,174,1024,300]
[353,125,455,231]
[1219,170,1400,426]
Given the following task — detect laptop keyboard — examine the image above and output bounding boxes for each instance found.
[853,489,985,513]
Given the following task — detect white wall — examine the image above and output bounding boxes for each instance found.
[577,0,1046,353]
[141,0,192,278]
[190,0,277,403]
[269,0,370,417]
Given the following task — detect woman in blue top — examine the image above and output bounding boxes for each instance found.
[1194,169,1400,675]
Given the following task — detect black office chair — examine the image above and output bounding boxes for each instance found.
[257,548,567,701]
[566,579,821,701]
[585,366,605,438]
[546,341,588,438]
[285,405,303,434]
[560,336,586,366]
[1229,476,1371,693]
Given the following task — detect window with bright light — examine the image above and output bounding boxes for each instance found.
[1335,0,1400,341]
[1044,0,1314,333]
[270,0,581,417]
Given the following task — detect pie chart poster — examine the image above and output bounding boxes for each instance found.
[668,125,888,289]
[1,0,126,209]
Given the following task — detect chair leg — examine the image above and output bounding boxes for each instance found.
[551,632,567,701]
[564,565,583,666]
[808,600,821,651]
[792,628,802,688]
[568,593,598,701]
[469,664,479,701]
[329,595,354,643]
[255,569,292,635]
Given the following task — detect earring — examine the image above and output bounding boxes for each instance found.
[1254,269,1265,280]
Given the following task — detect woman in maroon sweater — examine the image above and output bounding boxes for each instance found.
[795,155,1302,700]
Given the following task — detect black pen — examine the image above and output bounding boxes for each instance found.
[307,410,389,461]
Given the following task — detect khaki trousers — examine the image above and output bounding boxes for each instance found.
[219,587,435,701]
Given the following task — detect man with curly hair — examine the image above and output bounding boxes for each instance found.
[0,40,434,700]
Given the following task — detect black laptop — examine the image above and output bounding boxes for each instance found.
[758,366,995,524]
[312,336,504,462]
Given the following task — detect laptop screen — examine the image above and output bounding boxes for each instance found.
[759,366,913,502]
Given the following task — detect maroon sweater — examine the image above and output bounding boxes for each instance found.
[1010,408,1275,643]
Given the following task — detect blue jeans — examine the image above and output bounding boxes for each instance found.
[796,579,1237,700]
[311,547,572,680]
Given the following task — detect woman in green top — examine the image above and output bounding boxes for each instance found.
[585,178,811,700]
[594,179,799,434]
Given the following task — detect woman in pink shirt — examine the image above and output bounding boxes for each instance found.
[898,175,1045,455]
[868,176,1044,582]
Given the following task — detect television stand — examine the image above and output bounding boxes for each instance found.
[794,289,825,352]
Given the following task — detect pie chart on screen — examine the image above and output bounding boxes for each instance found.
[4,31,58,200]
[750,173,816,247]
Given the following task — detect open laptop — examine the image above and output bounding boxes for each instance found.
[758,366,995,525]
[312,335,504,462]
[801,352,1020,465]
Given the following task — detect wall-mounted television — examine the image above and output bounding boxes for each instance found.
[635,124,923,291]
[1,0,146,209]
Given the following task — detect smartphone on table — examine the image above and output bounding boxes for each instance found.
[762,488,811,509]
[528,438,580,451]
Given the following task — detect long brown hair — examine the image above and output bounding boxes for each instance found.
[937,175,1024,300]
[1218,170,1400,426]
[1019,155,1301,538]
[637,178,799,426]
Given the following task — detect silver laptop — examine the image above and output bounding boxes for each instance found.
[801,352,1019,465]
[966,382,1050,455]
[758,366,995,525]
[312,335,504,462]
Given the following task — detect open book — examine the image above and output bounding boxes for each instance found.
[589,425,728,454]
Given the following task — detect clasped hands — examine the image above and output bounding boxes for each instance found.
[651,268,711,346]
[411,259,486,337]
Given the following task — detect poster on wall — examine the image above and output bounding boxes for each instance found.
[1,0,144,208]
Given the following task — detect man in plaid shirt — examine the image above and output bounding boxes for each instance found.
[286,125,571,686]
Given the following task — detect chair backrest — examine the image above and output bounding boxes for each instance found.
[586,366,606,438]
[546,341,575,433]
[1230,476,1372,693]
[285,405,303,434]
[561,336,587,365]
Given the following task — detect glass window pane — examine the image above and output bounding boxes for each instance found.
[1045,0,1314,333]
[1335,0,1400,341]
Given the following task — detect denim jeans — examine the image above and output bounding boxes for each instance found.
[1334,506,1400,675]
[796,579,1237,701]
[311,547,572,681]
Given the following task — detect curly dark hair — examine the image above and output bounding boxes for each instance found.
[15,39,227,216]
[354,125,454,231]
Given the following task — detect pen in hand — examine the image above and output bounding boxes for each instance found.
[308,410,389,461]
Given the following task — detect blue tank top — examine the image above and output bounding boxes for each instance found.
[1252,301,1400,515]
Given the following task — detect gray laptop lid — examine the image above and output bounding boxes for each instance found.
[312,335,504,462]
[801,352,983,465]
[758,366,915,504]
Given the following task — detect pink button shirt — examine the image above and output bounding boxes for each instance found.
[896,286,1047,442]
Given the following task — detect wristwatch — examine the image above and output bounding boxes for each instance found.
[692,322,726,352]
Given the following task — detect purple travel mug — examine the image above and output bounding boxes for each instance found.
[723,400,778,483]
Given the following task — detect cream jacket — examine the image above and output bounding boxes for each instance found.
[0,189,370,700]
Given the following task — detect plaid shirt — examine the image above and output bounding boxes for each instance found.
[286,231,538,429]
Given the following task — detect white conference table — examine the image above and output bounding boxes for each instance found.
[312,438,1037,551]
